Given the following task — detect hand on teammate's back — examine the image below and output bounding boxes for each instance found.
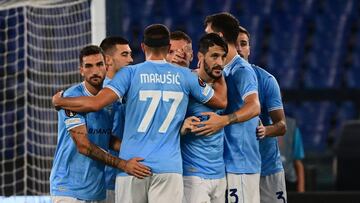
[123,157,152,179]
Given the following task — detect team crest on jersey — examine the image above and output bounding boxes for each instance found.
[198,77,206,87]
[65,109,77,117]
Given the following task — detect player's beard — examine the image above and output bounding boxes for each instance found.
[87,75,104,87]
[204,60,222,80]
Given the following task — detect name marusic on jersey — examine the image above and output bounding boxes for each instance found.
[140,72,180,85]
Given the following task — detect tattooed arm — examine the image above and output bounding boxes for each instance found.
[69,125,151,178]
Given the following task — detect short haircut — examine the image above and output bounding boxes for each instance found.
[204,12,240,45]
[143,24,170,48]
[170,31,192,43]
[99,36,129,55]
[239,26,251,41]
[79,45,105,65]
[198,33,228,55]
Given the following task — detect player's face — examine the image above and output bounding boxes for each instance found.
[236,33,250,61]
[111,44,133,71]
[80,53,106,87]
[202,45,226,79]
[166,39,193,66]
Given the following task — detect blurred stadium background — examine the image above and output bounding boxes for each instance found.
[1,0,360,202]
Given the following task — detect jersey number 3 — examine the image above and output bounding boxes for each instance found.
[138,90,184,133]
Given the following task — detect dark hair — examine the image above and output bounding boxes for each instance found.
[99,36,129,55]
[170,31,192,43]
[79,45,105,65]
[143,24,170,48]
[239,26,250,41]
[198,33,228,55]
[204,12,240,45]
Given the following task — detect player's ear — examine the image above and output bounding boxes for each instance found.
[141,43,145,53]
[197,52,204,61]
[79,66,84,77]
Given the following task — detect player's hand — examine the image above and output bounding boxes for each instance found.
[123,157,152,179]
[256,120,266,139]
[180,116,200,135]
[171,49,189,67]
[52,91,63,111]
[191,112,227,136]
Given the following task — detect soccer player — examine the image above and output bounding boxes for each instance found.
[236,26,288,203]
[194,12,261,203]
[100,36,133,203]
[49,45,150,203]
[52,24,227,203]
[166,30,193,67]
[180,33,228,203]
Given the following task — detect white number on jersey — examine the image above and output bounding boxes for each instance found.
[138,90,184,133]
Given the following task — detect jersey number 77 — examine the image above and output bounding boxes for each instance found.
[138,90,184,133]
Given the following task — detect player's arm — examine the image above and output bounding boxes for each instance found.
[69,125,151,178]
[192,93,260,136]
[294,159,305,192]
[256,109,286,138]
[109,135,121,152]
[205,75,227,109]
[53,88,118,112]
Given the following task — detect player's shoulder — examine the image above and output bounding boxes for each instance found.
[63,82,84,97]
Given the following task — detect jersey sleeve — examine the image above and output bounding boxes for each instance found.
[61,90,86,131]
[234,67,258,100]
[293,128,305,160]
[185,71,214,104]
[106,66,133,99]
[264,76,284,112]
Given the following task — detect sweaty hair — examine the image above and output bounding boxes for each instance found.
[239,26,251,41]
[79,45,105,65]
[204,12,240,45]
[99,36,129,55]
[198,33,228,55]
[170,31,192,43]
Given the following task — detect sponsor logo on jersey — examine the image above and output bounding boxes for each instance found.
[88,128,111,135]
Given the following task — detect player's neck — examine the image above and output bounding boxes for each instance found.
[84,81,102,95]
[198,67,215,84]
[145,52,167,61]
[106,66,116,79]
[225,45,237,65]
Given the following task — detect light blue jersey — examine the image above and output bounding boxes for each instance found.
[181,96,225,179]
[103,77,124,190]
[252,65,284,176]
[50,82,112,201]
[223,55,261,174]
[106,60,214,175]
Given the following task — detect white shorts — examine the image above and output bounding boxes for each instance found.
[226,173,260,203]
[115,173,183,203]
[183,176,226,203]
[260,171,287,203]
[51,196,105,203]
[104,190,115,203]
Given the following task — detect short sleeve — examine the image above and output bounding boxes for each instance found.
[234,67,258,100]
[264,76,283,112]
[186,71,214,104]
[106,66,133,99]
[63,109,86,130]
